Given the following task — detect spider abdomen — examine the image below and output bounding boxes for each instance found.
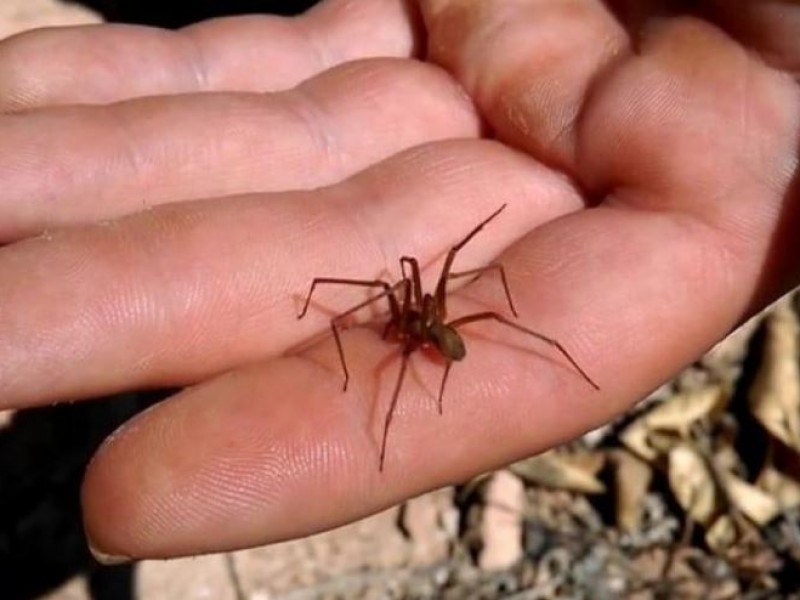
[430,323,466,361]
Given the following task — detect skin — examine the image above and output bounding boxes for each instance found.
[0,0,798,560]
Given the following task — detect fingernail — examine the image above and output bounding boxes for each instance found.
[88,542,132,566]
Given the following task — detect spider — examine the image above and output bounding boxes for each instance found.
[298,204,599,470]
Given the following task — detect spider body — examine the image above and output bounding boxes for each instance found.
[389,291,466,361]
[298,204,598,470]
[429,321,467,361]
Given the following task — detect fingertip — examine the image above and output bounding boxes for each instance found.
[80,358,378,558]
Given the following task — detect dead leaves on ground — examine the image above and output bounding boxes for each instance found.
[614,297,800,548]
[494,293,800,581]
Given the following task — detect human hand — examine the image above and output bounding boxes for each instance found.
[0,0,797,562]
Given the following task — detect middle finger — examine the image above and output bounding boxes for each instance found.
[0,58,478,241]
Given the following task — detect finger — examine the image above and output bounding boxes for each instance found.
[0,59,479,241]
[421,0,631,174]
[422,3,799,271]
[0,0,418,111]
[420,0,800,194]
[0,139,585,409]
[700,0,800,75]
[79,199,789,560]
[576,17,800,299]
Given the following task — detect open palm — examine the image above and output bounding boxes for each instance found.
[0,0,797,561]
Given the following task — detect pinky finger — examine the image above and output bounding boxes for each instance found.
[0,0,418,111]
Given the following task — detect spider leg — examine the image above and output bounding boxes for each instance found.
[297,277,400,320]
[447,311,600,390]
[380,349,412,471]
[323,281,406,391]
[434,204,507,319]
[329,321,350,391]
[399,256,424,309]
[382,277,413,339]
[447,264,518,317]
[437,361,453,415]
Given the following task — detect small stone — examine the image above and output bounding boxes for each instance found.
[479,471,525,571]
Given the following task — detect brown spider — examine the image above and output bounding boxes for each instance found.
[298,204,599,470]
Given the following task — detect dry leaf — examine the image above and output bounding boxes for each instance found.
[712,443,741,475]
[647,429,683,456]
[566,449,606,477]
[401,489,456,564]
[610,449,653,532]
[758,465,800,511]
[668,443,719,526]
[479,471,524,571]
[721,473,780,526]
[510,450,606,494]
[706,515,738,553]
[621,385,728,461]
[749,299,800,452]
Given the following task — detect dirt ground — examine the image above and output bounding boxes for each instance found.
[3,3,800,600]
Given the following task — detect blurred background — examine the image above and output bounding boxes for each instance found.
[2,2,800,598]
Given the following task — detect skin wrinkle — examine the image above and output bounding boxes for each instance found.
[577,26,796,244]
[330,154,415,276]
[466,15,527,97]
[300,368,383,499]
[303,0,418,63]
[443,3,631,176]
[295,7,336,71]
[284,71,354,175]
[178,24,212,92]
[104,100,156,192]
[181,16,315,92]
[571,45,631,182]
[193,447,292,513]
[304,188,397,302]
